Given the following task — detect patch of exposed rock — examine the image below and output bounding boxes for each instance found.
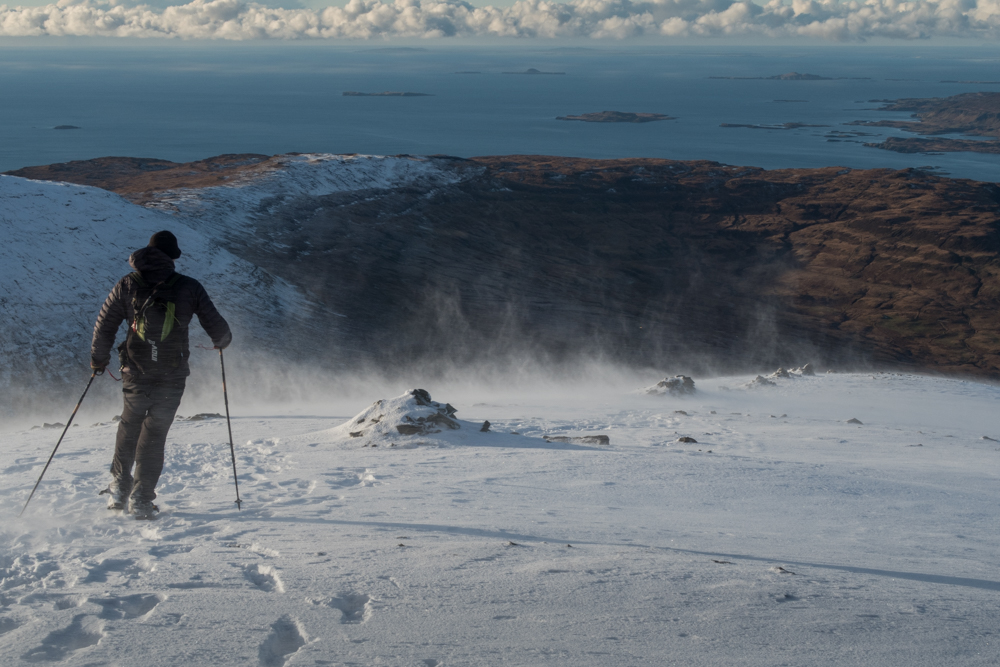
[543,434,610,445]
[646,375,696,396]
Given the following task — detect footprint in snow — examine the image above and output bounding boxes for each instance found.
[53,595,87,610]
[95,593,163,620]
[244,564,285,593]
[0,617,23,636]
[21,614,104,663]
[258,616,307,667]
[82,558,149,583]
[328,593,372,624]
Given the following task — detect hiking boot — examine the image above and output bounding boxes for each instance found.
[128,498,158,520]
[100,479,131,510]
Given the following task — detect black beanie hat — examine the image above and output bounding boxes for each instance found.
[149,230,181,259]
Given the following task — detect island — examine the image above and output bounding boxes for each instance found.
[768,72,831,81]
[710,72,868,81]
[502,68,565,75]
[866,137,1000,154]
[851,92,1000,154]
[53,125,80,130]
[342,91,433,97]
[720,122,828,130]
[556,111,675,123]
[710,72,832,80]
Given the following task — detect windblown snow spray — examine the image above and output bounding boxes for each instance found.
[19,371,98,517]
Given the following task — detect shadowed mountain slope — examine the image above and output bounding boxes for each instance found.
[9,154,1000,378]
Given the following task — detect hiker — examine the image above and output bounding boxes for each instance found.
[90,231,232,518]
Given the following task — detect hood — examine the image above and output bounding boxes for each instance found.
[129,246,176,284]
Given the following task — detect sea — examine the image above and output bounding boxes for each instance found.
[3,40,1000,181]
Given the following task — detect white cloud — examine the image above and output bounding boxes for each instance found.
[0,0,999,40]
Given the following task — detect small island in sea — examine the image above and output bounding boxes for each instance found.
[53,125,80,130]
[720,122,828,130]
[556,111,674,123]
[503,68,566,75]
[852,92,1000,154]
[710,72,832,80]
[342,91,433,97]
[710,72,869,81]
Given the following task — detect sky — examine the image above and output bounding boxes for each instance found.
[1,0,1000,42]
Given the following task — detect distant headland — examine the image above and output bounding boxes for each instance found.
[556,111,674,123]
[852,92,1000,154]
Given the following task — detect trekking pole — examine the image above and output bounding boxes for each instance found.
[219,348,243,510]
[19,371,98,517]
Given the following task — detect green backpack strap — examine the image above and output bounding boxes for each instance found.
[159,274,183,341]
[131,273,182,342]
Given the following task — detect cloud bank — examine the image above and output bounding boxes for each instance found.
[1,0,999,40]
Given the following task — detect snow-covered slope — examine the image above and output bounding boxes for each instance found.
[148,153,472,235]
[2,372,999,665]
[0,175,313,409]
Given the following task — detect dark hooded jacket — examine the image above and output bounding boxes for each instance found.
[91,247,232,382]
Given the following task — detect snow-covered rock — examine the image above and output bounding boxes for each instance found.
[346,389,462,439]
[645,375,696,395]
[743,364,817,388]
[744,374,778,388]
[324,389,507,447]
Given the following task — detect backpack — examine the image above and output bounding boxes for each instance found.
[117,272,184,377]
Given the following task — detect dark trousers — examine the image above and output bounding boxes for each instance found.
[112,380,185,503]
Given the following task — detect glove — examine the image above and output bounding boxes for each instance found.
[91,361,106,376]
[213,332,233,351]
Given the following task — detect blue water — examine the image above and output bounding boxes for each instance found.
[2,41,1000,180]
